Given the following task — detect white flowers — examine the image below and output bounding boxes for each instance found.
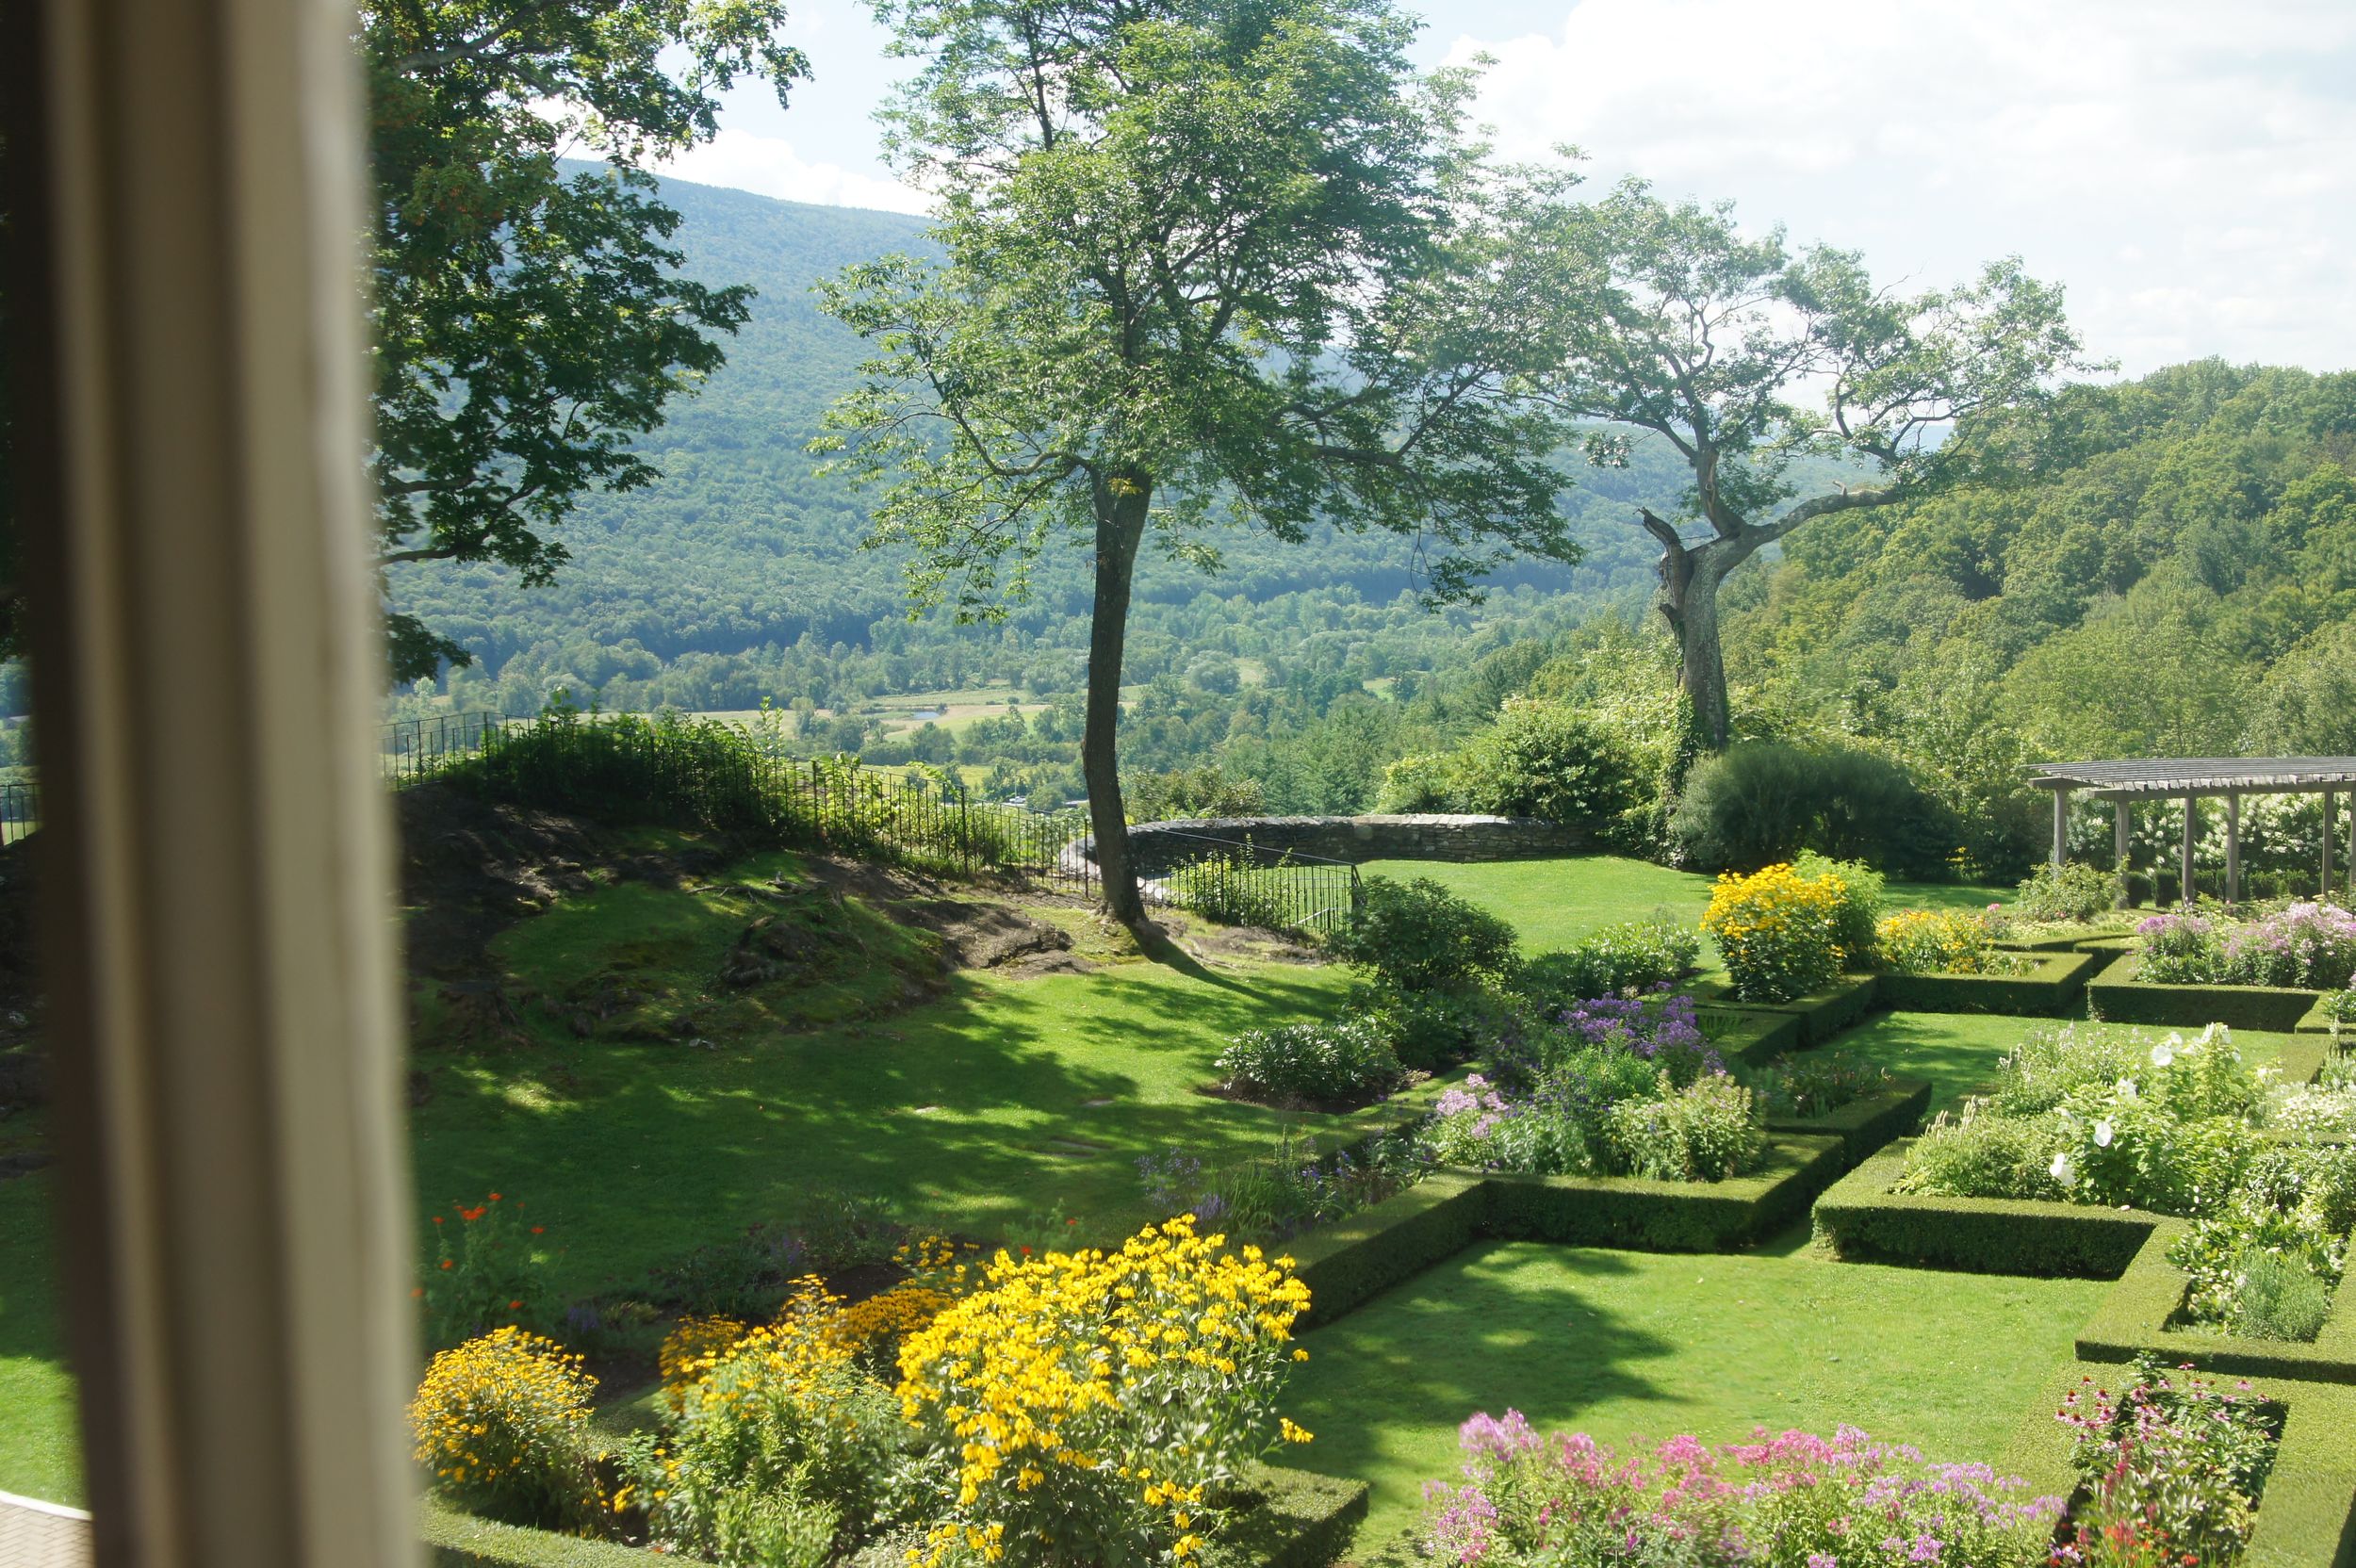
[2150,1040,2176,1068]
[2115,1078,2140,1101]
[2050,1151,2077,1186]
[2093,1119,2116,1148]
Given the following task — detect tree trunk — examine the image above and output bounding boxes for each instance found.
[1084,474,1152,927]
[1641,511,1736,752]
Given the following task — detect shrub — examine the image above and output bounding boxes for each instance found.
[2227,1248,2334,1341]
[1420,1413,2061,1568]
[1329,875,1519,994]
[2168,1142,2356,1340]
[895,1216,1315,1567]
[1215,1020,1403,1103]
[1876,907,2005,975]
[1511,916,1699,1009]
[1669,741,1958,877]
[1446,700,1644,824]
[421,1190,548,1349]
[2054,1357,2277,1567]
[1895,1104,2067,1202]
[1793,849,1884,964]
[1491,991,1720,1092]
[1699,862,1845,1003]
[1599,1070,1764,1182]
[626,1279,906,1560]
[410,1327,606,1531]
[1367,984,1528,1072]
[2013,859,2120,923]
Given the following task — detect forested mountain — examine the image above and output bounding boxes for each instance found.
[386,172,1684,720]
[1724,361,2356,761]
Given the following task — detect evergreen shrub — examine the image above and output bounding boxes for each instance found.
[1670,742,1957,877]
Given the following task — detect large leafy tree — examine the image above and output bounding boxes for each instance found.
[1530,178,2097,749]
[819,0,1578,925]
[366,0,806,681]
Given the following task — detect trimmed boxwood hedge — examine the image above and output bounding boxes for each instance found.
[1810,1141,2163,1278]
[1697,1005,1807,1069]
[2086,955,2322,1033]
[423,1465,1369,1568]
[1763,1079,1931,1168]
[1481,1134,1845,1252]
[1689,974,1880,1045]
[1874,950,2102,1016]
[2075,1220,2356,1387]
[2000,1360,2356,1568]
[1289,1172,1493,1329]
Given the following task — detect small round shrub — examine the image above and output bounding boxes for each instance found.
[1216,1019,1403,1103]
[1370,984,1528,1073]
[1699,862,1844,1003]
[1330,875,1520,994]
[2013,860,2120,923]
[410,1326,606,1531]
[1670,741,1957,877]
[1448,700,1644,824]
[1513,916,1699,1009]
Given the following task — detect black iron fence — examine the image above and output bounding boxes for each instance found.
[1,709,1360,934]
[1149,830,1365,937]
[382,710,503,784]
[0,781,37,847]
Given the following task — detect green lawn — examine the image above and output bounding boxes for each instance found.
[1359,855,2007,966]
[1271,1236,2106,1546]
[0,1176,81,1505]
[1838,1012,2317,1118]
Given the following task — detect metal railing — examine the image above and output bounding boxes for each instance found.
[0,781,38,847]
[1146,829,1366,937]
[382,710,502,785]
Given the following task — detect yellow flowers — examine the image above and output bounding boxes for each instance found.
[1702,862,1846,1003]
[1877,907,2011,975]
[409,1326,606,1531]
[896,1215,1315,1566]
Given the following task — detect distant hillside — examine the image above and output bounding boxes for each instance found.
[385,171,1697,720]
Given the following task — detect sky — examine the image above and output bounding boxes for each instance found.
[656,0,2356,377]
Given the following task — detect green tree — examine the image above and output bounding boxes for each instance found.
[819,0,1577,924]
[1528,178,2097,749]
[365,0,806,681]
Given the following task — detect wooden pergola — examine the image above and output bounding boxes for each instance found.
[2031,758,2356,906]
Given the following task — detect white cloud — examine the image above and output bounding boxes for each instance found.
[655,127,929,216]
[1447,0,2356,374]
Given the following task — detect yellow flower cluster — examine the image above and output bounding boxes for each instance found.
[1877,907,2003,975]
[895,1215,1314,1566]
[658,1314,753,1413]
[1701,862,1845,1003]
[409,1326,606,1530]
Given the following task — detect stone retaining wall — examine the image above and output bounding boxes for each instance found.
[1068,813,1588,876]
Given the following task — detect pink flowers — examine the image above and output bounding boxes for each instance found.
[1421,1415,2062,1566]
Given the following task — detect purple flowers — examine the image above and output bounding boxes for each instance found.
[1421,1415,2062,1567]
[2139,901,2356,989]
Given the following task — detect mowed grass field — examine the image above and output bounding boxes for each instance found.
[1271,1237,2105,1545]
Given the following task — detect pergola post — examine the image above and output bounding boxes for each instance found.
[2182,795,2198,906]
[2325,792,2336,901]
[2052,788,2069,871]
[2225,792,2242,905]
[2115,800,2134,907]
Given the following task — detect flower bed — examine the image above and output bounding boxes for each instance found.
[2088,955,2327,1033]
[1875,948,2105,1016]
[2077,1218,2356,1385]
[1415,1413,2063,1568]
[1289,1135,1850,1328]
[2004,1360,2356,1568]
[1761,1076,1934,1168]
[1812,1140,2167,1278]
[1687,972,1882,1044]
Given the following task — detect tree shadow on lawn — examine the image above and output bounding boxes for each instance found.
[1275,1244,1676,1498]
[1838,1011,2025,1116]
[409,961,1369,1295]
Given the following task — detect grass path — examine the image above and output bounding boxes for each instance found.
[1272,1236,2103,1546]
[0,1177,81,1506]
